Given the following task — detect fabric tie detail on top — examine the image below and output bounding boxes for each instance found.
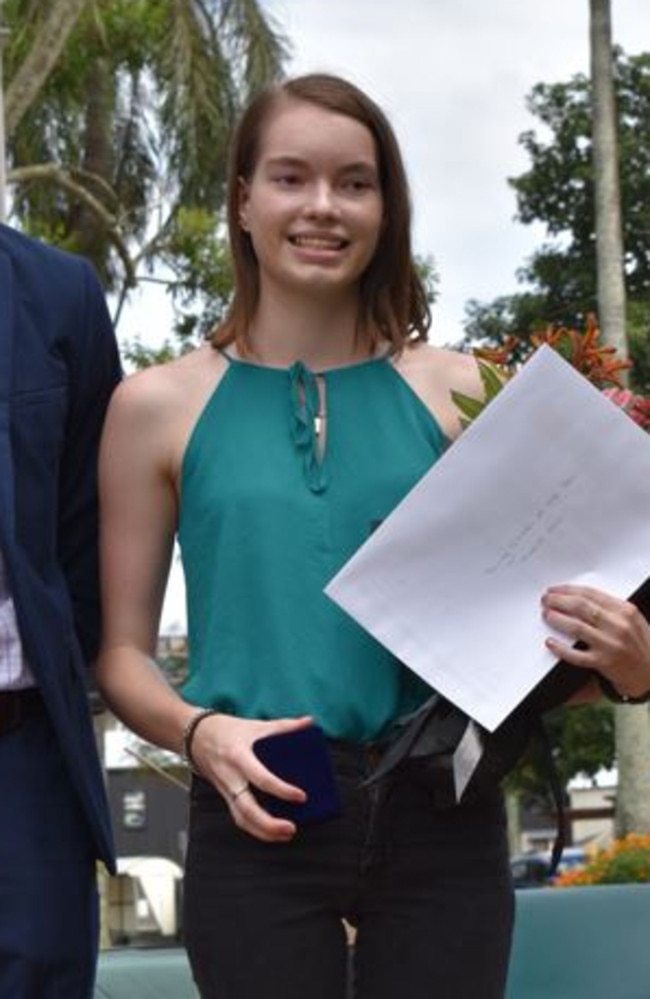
[289,361,329,494]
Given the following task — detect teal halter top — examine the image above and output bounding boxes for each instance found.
[179,352,448,742]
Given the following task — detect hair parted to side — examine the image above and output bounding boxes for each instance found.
[211,73,431,356]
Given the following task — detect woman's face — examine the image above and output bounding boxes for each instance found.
[238,98,384,304]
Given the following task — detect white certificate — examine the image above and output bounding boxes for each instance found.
[326,346,650,731]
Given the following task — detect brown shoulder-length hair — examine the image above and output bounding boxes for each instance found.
[212,73,431,355]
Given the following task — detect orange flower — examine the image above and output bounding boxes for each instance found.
[455,315,646,431]
[516,315,630,388]
[554,834,650,888]
[474,336,522,366]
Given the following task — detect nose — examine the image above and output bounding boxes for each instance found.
[304,180,339,218]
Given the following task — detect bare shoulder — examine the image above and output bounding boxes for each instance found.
[104,344,228,474]
[109,344,225,423]
[393,342,481,441]
[397,342,480,391]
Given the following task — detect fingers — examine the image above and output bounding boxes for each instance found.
[542,584,650,696]
[542,584,634,648]
[228,782,250,803]
[226,783,296,842]
[243,754,305,801]
[541,586,611,647]
[189,712,313,842]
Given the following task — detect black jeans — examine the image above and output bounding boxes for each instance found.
[184,741,514,999]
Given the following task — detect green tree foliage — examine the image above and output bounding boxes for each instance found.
[510,702,615,806]
[117,205,236,365]
[3,0,288,338]
[514,50,650,304]
[462,49,650,391]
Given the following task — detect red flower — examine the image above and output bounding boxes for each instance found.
[603,388,650,431]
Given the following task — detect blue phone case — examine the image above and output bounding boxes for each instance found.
[252,725,341,824]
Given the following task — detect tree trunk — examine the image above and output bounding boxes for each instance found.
[591,0,626,348]
[0,23,10,221]
[614,704,650,835]
[69,48,115,282]
[590,0,650,834]
[4,0,91,138]
[505,789,522,855]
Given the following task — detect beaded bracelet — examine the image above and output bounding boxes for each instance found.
[599,675,650,705]
[181,708,218,775]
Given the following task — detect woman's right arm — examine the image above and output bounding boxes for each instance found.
[95,368,312,841]
[95,370,194,751]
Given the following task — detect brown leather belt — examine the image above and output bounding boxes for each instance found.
[0,687,43,736]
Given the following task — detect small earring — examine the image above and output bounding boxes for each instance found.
[239,215,249,231]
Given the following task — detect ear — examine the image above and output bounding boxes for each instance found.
[238,177,250,230]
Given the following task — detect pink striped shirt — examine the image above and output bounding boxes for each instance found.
[0,550,34,689]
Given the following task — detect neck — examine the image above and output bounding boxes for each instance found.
[247,286,375,370]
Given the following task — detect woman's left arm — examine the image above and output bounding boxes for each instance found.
[542,583,650,702]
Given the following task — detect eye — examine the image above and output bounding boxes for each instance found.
[273,173,302,188]
[341,176,377,194]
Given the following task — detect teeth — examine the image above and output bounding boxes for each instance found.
[292,236,345,249]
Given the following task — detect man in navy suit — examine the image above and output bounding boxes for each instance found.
[0,223,121,997]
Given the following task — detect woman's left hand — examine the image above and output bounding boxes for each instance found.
[542,584,650,700]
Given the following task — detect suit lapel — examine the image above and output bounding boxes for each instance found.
[0,250,16,542]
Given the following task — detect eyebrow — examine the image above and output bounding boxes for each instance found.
[264,155,378,176]
[262,156,306,173]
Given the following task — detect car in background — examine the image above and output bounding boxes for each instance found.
[510,846,588,888]
[510,852,552,888]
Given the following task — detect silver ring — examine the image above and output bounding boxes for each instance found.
[229,782,250,803]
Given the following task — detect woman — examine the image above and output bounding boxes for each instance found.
[96,73,650,998]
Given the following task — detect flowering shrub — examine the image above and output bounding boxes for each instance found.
[554,834,650,887]
[452,314,650,430]
[474,314,631,388]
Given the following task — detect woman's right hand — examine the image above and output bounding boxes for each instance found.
[189,712,315,842]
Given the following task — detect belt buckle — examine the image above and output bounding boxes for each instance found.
[0,693,22,736]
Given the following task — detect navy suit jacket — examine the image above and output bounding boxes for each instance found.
[0,224,121,871]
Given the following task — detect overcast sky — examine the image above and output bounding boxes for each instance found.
[154,0,649,629]
[275,0,649,344]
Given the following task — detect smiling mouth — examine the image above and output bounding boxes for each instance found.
[290,235,349,250]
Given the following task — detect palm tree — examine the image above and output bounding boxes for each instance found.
[4,0,91,137]
[590,0,650,834]
[2,0,288,322]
